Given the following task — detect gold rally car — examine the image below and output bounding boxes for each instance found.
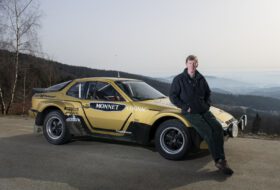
[30,77,247,160]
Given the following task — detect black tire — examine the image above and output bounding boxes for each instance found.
[43,110,71,145]
[155,119,191,160]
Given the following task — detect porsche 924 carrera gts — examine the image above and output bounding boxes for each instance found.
[29,77,247,160]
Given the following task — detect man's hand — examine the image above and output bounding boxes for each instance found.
[187,107,191,113]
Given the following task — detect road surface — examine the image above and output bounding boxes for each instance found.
[0,116,279,190]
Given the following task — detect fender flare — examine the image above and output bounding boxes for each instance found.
[36,101,74,125]
[151,112,191,127]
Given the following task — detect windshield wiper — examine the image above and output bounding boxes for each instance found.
[139,98,156,101]
[131,96,166,101]
[130,96,143,101]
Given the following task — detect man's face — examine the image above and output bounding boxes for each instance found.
[186,60,198,75]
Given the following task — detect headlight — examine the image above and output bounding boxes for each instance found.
[227,121,238,138]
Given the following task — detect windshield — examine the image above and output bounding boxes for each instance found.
[115,80,166,101]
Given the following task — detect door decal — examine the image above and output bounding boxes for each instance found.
[90,102,126,111]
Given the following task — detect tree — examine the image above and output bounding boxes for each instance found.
[252,113,261,134]
[0,0,41,115]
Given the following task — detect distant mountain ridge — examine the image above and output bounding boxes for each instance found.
[248,87,280,99]
[156,75,280,99]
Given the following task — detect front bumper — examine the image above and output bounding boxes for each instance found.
[224,115,247,138]
[199,115,247,149]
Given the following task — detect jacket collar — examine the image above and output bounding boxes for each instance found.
[183,68,203,80]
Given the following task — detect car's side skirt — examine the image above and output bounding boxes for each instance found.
[69,116,152,145]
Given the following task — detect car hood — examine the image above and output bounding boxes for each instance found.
[137,98,181,113]
[209,106,235,123]
[138,98,235,122]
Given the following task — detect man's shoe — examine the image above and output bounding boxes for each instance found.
[215,159,234,175]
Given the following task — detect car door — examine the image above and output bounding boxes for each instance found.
[82,81,133,131]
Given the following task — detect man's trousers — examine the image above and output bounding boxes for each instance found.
[183,110,225,161]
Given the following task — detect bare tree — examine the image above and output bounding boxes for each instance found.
[22,66,27,114]
[0,87,5,113]
[0,0,41,115]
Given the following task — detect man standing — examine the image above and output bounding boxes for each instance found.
[169,55,234,175]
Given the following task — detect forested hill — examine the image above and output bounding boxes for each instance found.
[211,93,280,112]
[0,49,170,98]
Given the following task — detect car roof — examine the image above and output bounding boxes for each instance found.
[73,77,141,83]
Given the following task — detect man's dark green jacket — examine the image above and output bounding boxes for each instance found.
[169,68,211,114]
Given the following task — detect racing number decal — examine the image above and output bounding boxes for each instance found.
[90,103,126,112]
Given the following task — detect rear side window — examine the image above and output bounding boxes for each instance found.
[67,82,86,99]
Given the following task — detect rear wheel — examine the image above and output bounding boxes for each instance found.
[43,110,71,145]
[155,119,191,160]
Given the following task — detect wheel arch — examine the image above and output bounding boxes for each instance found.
[36,105,64,126]
[149,114,191,142]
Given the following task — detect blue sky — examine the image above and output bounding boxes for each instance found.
[39,0,280,77]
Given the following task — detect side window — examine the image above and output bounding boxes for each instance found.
[85,82,96,100]
[67,82,86,99]
[95,82,125,101]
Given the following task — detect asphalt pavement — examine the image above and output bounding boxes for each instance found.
[0,116,279,190]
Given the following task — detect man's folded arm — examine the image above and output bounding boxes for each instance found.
[169,77,189,110]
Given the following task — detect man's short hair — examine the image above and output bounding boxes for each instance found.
[186,55,198,63]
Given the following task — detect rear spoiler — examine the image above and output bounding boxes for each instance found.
[32,88,48,94]
[32,80,72,95]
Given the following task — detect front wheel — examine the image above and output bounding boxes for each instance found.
[155,119,191,160]
[43,110,71,145]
